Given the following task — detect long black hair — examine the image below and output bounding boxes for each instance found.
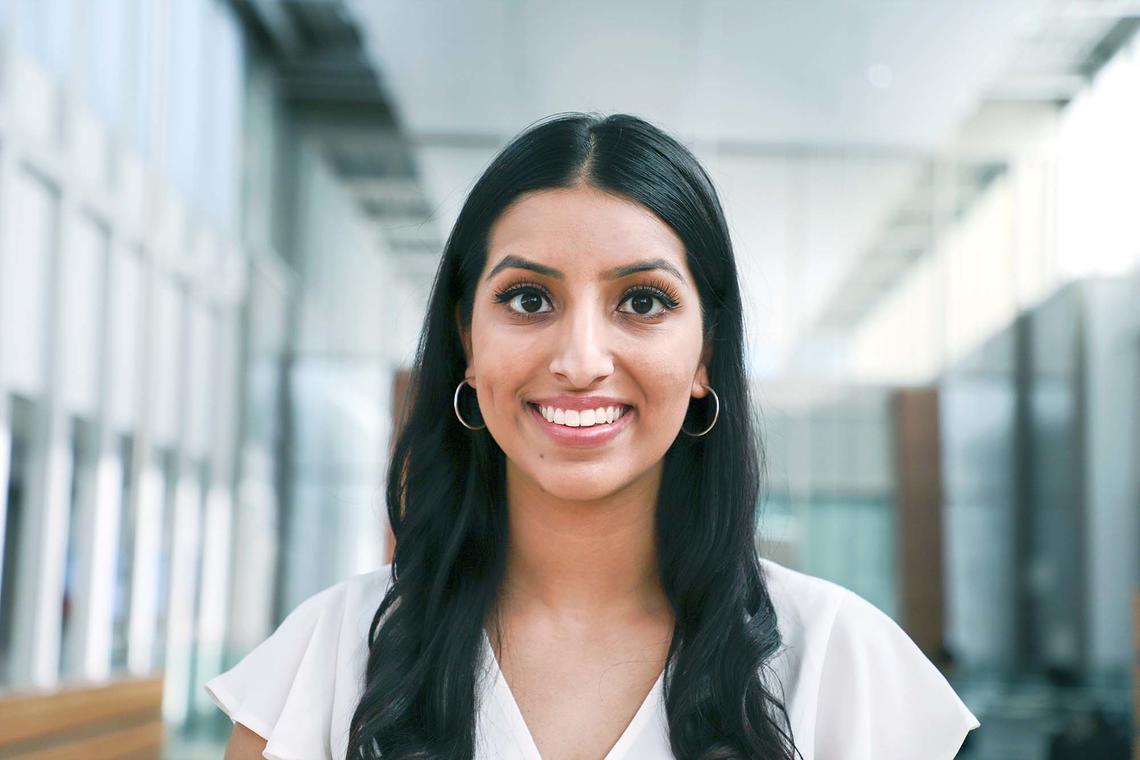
[347,112,800,760]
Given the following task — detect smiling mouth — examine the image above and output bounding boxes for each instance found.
[526,402,634,428]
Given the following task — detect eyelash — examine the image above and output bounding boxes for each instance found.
[491,279,681,321]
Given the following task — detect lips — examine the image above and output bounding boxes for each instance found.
[526,401,635,447]
[527,402,632,425]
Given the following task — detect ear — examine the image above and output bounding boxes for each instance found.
[692,341,712,398]
[455,305,474,379]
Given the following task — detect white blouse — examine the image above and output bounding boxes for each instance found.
[205,558,980,760]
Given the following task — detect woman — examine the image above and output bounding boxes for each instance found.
[207,112,980,760]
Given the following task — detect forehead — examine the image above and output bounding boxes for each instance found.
[485,186,688,276]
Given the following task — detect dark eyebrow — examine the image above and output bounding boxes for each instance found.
[604,258,686,282]
[486,255,563,280]
[485,255,685,283]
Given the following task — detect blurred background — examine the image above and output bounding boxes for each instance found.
[0,0,1136,758]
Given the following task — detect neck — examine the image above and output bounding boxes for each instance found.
[496,458,671,625]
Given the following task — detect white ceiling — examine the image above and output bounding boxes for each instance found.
[352,0,1055,377]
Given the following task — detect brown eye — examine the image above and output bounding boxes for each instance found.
[513,290,549,315]
[493,282,553,318]
[628,293,657,315]
[618,286,677,318]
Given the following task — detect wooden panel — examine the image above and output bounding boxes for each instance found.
[0,676,163,758]
[892,388,946,657]
[9,721,163,760]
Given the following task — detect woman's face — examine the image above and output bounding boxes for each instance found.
[459,184,711,503]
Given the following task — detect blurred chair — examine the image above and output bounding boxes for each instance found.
[0,675,164,759]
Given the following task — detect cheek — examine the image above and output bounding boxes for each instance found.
[625,335,698,383]
[472,308,523,364]
[471,324,546,401]
[624,356,701,427]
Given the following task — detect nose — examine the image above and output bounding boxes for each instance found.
[547,295,615,387]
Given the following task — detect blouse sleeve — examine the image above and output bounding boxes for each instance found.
[205,583,348,760]
[813,589,980,760]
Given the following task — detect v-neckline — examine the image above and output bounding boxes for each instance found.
[480,627,666,760]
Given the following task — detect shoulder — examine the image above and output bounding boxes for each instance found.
[295,563,397,668]
[759,555,922,656]
[277,563,396,639]
[304,562,396,626]
[758,556,848,650]
[754,556,850,724]
[204,563,395,758]
[758,557,980,759]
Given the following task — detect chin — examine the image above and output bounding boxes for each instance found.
[534,469,626,503]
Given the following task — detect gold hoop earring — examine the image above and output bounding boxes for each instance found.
[681,386,719,437]
[453,379,486,430]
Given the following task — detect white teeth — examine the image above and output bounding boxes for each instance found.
[537,404,629,428]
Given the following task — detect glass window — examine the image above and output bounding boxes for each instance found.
[185,459,211,723]
[110,433,135,671]
[153,447,178,669]
[59,415,97,679]
[0,395,37,686]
